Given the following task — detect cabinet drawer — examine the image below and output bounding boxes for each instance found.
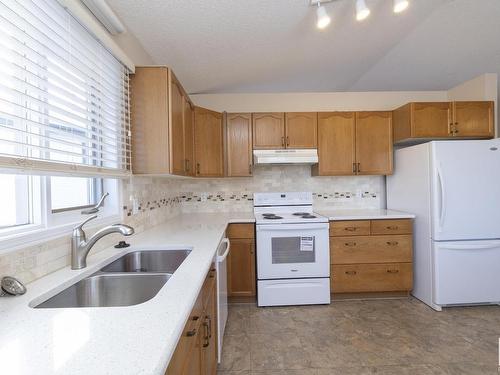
[371,219,412,235]
[329,220,370,237]
[330,235,412,264]
[331,263,412,293]
[227,223,255,239]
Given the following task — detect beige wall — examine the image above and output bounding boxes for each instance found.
[190,91,448,113]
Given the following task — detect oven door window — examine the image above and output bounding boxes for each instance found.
[271,236,315,264]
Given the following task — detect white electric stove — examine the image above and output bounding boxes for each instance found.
[254,192,331,307]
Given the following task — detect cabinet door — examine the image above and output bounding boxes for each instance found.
[226,113,252,176]
[453,101,494,138]
[252,113,285,149]
[202,283,218,375]
[170,78,186,175]
[314,112,356,176]
[285,112,317,148]
[184,328,202,375]
[184,98,195,176]
[130,67,170,174]
[411,102,452,138]
[194,107,224,177]
[227,239,256,297]
[355,111,393,175]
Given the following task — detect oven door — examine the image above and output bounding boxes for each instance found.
[256,223,330,279]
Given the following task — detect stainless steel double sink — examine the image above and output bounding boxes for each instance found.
[34,249,191,309]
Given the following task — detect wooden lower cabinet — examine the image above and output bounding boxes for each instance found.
[166,266,218,375]
[330,219,413,296]
[227,224,256,299]
[331,263,412,293]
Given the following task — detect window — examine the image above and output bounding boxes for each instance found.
[0,0,127,247]
[0,174,34,228]
[0,0,131,176]
[50,177,102,213]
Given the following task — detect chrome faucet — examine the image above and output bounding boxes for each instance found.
[71,215,134,270]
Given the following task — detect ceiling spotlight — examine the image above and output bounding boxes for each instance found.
[393,0,409,13]
[355,0,370,21]
[316,3,331,29]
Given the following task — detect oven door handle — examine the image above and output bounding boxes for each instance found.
[256,223,329,231]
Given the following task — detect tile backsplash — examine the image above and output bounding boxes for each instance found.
[0,166,384,284]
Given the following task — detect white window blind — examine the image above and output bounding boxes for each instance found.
[0,0,131,177]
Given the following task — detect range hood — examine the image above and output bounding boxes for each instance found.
[253,149,319,165]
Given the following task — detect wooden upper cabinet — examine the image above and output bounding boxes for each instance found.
[313,112,356,176]
[170,78,185,175]
[355,111,393,175]
[183,98,195,176]
[194,107,224,177]
[393,102,451,143]
[285,112,317,148]
[226,113,253,177]
[393,101,494,144]
[252,113,285,149]
[130,67,195,175]
[453,101,494,138]
[130,67,170,174]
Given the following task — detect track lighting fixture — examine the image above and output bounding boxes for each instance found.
[393,0,409,13]
[310,0,410,30]
[355,0,370,21]
[316,2,331,29]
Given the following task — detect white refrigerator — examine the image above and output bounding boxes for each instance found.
[387,139,500,311]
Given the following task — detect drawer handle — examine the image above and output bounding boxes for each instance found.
[345,270,357,275]
[186,329,197,337]
[386,226,399,230]
[344,242,357,247]
[387,269,399,274]
[345,227,358,231]
[386,241,399,246]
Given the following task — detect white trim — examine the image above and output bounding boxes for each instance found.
[0,213,123,255]
[56,0,135,72]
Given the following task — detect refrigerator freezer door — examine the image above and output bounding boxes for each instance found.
[431,140,500,241]
[433,240,500,305]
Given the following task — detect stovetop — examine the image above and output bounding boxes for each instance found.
[254,210,328,224]
[253,192,328,224]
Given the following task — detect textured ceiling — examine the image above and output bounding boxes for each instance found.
[106,0,500,94]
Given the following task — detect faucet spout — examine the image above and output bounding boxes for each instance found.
[71,220,134,270]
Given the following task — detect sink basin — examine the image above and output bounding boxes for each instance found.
[100,249,191,273]
[34,273,170,308]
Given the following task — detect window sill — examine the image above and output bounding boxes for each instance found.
[0,214,123,255]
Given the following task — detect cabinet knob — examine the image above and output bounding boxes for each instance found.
[281,136,285,147]
[186,329,197,337]
[352,163,356,174]
[344,242,357,247]
[249,164,252,175]
[345,227,358,232]
[196,163,201,175]
[387,269,399,274]
[386,226,399,230]
[345,270,357,275]
[386,241,399,246]
[286,136,290,147]
[357,163,361,173]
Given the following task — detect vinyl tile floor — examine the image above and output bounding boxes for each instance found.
[217,298,500,375]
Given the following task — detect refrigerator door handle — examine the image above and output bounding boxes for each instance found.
[437,163,446,231]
